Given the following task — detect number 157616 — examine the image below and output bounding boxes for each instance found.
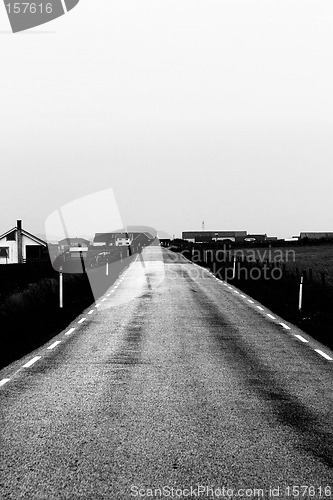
[5,3,53,14]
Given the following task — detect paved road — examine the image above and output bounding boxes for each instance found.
[0,248,332,499]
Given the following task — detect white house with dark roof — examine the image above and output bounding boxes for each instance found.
[0,220,47,264]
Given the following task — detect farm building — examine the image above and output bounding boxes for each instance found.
[59,237,90,252]
[299,232,333,241]
[0,220,47,264]
[93,230,155,247]
[182,231,247,243]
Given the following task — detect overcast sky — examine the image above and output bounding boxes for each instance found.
[1,0,333,239]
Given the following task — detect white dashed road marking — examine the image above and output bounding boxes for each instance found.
[78,318,86,324]
[0,379,10,387]
[315,349,333,361]
[294,334,308,343]
[267,314,276,320]
[65,327,76,336]
[240,294,246,298]
[88,310,94,315]
[23,356,41,368]
[256,306,264,311]
[47,341,61,350]
[280,323,291,330]
[248,299,254,304]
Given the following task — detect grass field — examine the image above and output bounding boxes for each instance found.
[231,244,333,288]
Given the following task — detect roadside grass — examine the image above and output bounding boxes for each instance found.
[0,254,133,369]
[231,244,333,287]
[177,243,333,351]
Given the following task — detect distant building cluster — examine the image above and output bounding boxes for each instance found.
[0,220,156,265]
[181,230,333,245]
[181,231,276,244]
[0,219,332,265]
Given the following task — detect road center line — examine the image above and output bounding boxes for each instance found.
[240,294,246,298]
[47,341,61,350]
[0,379,10,387]
[267,314,276,319]
[23,356,41,368]
[88,310,94,315]
[234,290,240,294]
[65,328,76,335]
[294,334,308,343]
[314,349,333,361]
[256,306,264,311]
[248,299,254,304]
[78,318,86,324]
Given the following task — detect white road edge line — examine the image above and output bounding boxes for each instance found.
[315,349,333,361]
[267,314,276,320]
[78,318,86,324]
[23,356,41,368]
[294,334,308,343]
[280,323,291,330]
[65,327,76,336]
[0,378,10,387]
[47,341,61,350]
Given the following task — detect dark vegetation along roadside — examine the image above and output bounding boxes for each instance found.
[171,241,333,352]
[0,251,133,370]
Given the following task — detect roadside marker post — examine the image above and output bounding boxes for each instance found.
[106,261,109,276]
[299,275,304,311]
[59,266,63,309]
[232,256,236,280]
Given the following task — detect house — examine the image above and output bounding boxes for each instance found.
[58,237,90,252]
[0,220,47,264]
[93,231,155,248]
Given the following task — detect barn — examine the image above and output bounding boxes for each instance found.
[0,220,47,264]
[182,231,247,243]
[300,232,333,241]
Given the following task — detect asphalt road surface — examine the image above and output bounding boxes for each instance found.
[0,247,332,499]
